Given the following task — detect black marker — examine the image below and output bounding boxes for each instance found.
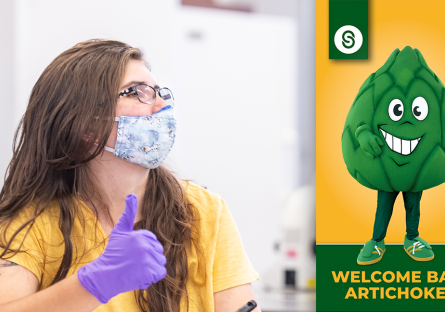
[236,300,257,312]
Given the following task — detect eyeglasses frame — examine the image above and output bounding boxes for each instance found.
[118,84,174,106]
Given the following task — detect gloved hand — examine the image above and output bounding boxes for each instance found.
[357,130,384,159]
[77,194,167,304]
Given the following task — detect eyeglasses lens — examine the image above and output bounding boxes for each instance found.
[136,85,156,104]
[159,88,175,107]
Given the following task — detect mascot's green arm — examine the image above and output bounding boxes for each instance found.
[354,122,383,159]
[355,122,372,140]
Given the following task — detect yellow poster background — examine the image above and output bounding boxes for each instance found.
[317,0,445,243]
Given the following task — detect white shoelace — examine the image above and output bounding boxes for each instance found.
[412,241,425,255]
[374,246,381,256]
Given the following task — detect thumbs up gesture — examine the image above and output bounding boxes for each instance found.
[77,194,167,304]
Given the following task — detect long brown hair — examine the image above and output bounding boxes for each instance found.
[0,39,199,312]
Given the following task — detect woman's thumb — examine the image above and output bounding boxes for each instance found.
[113,194,138,233]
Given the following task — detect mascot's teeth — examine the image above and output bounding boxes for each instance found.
[379,128,421,156]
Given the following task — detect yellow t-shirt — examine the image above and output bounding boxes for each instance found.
[0,182,259,311]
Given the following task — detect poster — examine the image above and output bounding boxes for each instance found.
[317,0,445,310]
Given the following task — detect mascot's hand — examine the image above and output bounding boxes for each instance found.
[357,130,384,159]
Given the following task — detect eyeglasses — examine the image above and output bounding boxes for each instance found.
[118,84,175,107]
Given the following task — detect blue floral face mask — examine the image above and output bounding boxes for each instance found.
[104,105,176,169]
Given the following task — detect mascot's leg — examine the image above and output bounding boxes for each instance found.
[402,191,434,261]
[357,191,398,265]
[403,191,421,240]
[372,191,399,241]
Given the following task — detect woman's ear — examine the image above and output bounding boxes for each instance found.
[83,132,99,143]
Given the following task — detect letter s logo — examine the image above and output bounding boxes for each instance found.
[335,25,363,54]
[342,30,355,49]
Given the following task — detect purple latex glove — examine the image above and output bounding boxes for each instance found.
[77,194,167,304]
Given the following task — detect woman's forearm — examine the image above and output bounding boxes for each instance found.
[214,283,262,312]
[0,273,102,312]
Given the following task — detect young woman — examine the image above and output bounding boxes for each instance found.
[0,39,260,312]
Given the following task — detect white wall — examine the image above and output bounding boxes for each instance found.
[215,0,299,18]
[10,0,178,127]
[297,0,316,186]
[0,0,16,183]
[169,7,298,277]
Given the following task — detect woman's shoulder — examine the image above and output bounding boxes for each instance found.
[9,199,67,231]
[1,200,61,251]
[9,199,55,221]
[181,181,225,221]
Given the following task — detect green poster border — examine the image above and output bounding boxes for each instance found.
[317,245,445,311]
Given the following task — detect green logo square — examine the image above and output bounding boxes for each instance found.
[329,0,368,59]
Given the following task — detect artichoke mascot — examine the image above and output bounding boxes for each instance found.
[342,47,445,265]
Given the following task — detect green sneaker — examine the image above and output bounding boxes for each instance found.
[357,239,385,265]
[404,235,434,261]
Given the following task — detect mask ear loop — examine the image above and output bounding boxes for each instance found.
[94,117,121,153]
[103,117,121,153]
[103,146,115,153]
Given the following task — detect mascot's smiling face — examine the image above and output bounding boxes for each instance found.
[374,79,441,169]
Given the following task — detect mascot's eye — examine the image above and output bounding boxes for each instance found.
[388,99,404,121]
[412,97,428,121]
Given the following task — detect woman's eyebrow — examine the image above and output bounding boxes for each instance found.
[120,80,147,90]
